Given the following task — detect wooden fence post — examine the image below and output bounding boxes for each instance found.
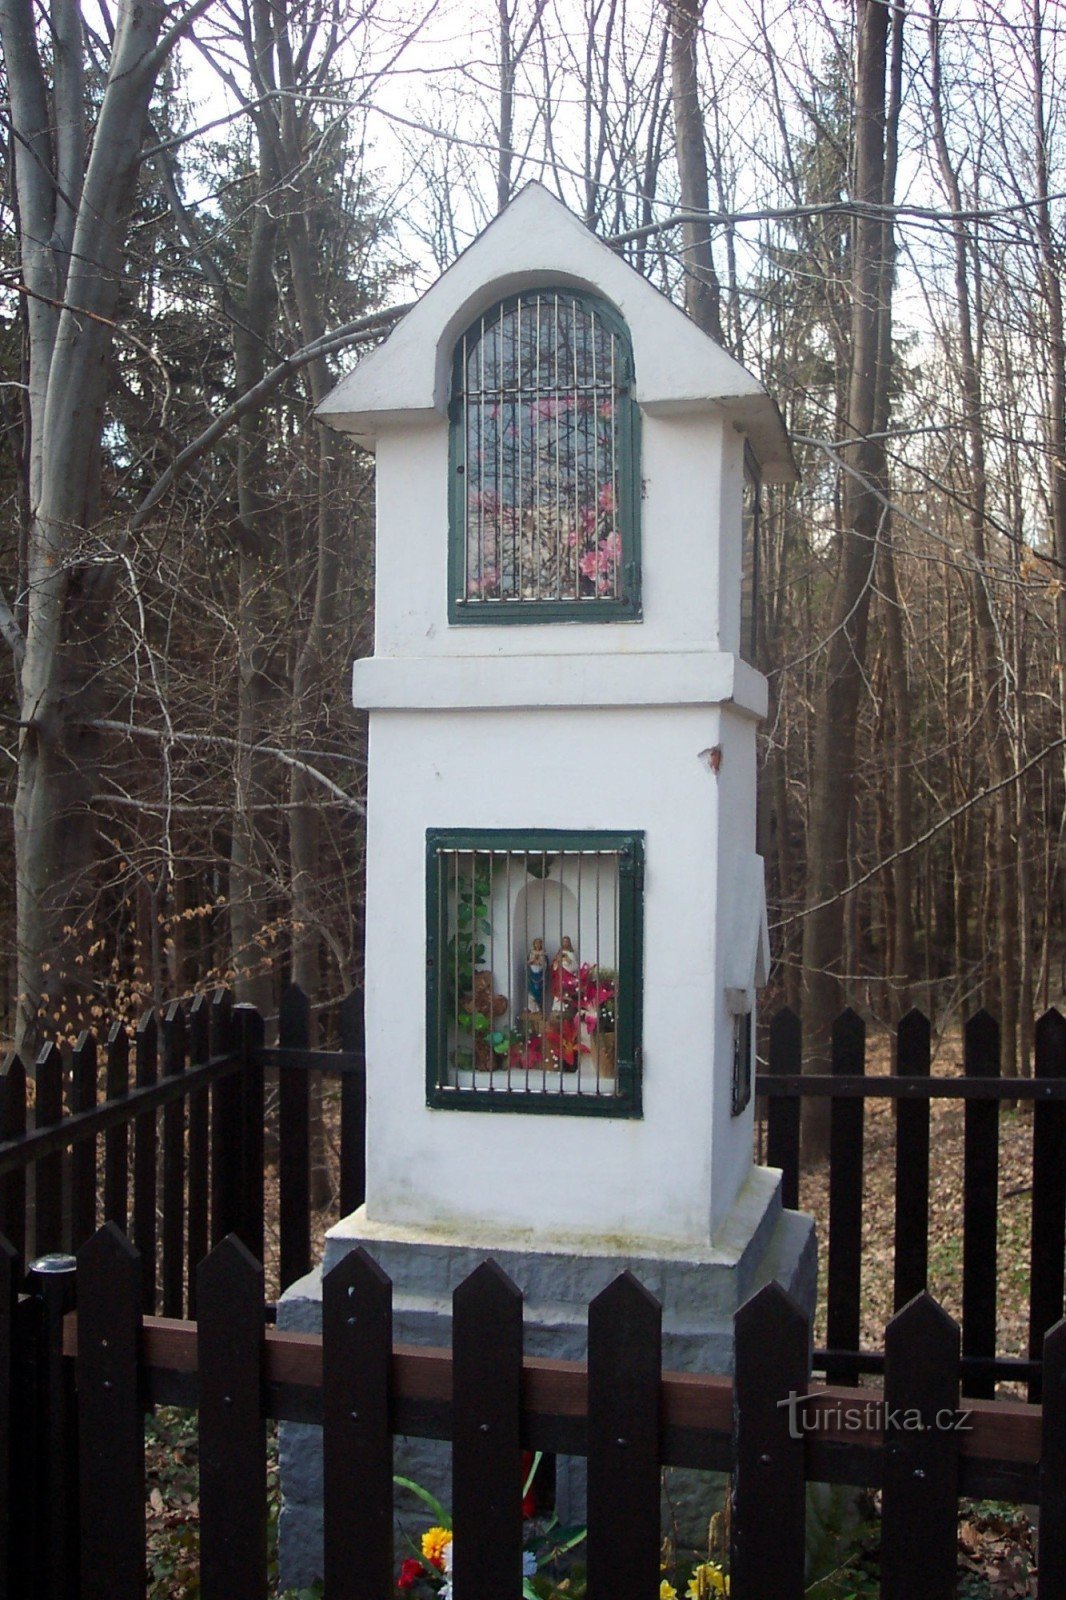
[893,1008,931,1310]
[731,1282,808,1600]
[27,1250,79,1600]
[77,1224,145,1600]
[323,1247,393,1600]
[198,1235,267,1600]
[880,1292,960,1600]
[963,1010,999,1398]
[1029,1008,1066,1402]
[0,1234,18,1597]
[452,1261,525,1600]
[766,1008,801,1209]
[826,1007,865,1381]
[340,989,366,1216]
[587,1271,662,1600]
[278,984,311,1294]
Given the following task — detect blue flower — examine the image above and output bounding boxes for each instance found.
[523,1552,537,1577]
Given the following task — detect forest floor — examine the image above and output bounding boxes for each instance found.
[143,1040,1043,1597]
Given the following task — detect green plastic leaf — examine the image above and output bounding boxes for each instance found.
[392,1475,452,1530]
[522,1450,543,1500]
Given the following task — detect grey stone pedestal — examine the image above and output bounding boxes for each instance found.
[277,1165,816,1592]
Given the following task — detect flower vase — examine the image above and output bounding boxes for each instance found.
[592,1029,616,1080]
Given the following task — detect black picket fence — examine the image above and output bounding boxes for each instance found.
[0,985,365,1316]
[0,988,1064,1393]
[758,1004,1066,1400]
[5,1222,1066,1600]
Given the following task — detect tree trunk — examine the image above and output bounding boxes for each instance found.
[667,0,724,343]
[2,0,168,1053]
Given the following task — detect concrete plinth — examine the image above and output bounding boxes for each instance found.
[277,1166,815,1592]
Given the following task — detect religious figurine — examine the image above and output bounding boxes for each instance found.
[550,935,579,1014]
[527,938,548,1013]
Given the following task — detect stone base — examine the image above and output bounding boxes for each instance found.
[278,1166,816,1591]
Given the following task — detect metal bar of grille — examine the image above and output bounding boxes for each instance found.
[437,845,623,1102]
[458,292,624,608]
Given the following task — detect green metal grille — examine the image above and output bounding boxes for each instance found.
[426,829,644,1116]
[449,290,641,624]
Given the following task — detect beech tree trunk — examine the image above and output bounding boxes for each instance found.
[0,0,175,1052]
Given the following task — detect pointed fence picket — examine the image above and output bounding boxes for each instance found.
[453,1261,525,1600]
[35,1041,64,1257]
[103,1022,129,1236]
[322,1247,393,1600]
[0,982,364,1319]
[731,1282,807,1600]
[1029,1008,1066,1400]
[0,1226,1053,1599]
[825,1007,865,1383]
[198,1236,268,1600]
[187,994,211,1317]
[880,1293,960,1599]
[587,1272,662,1600]
[77,1223,144,1600]
[962,1010,1000,1399]
[1040,1315,1066,1594]
[892,1006,931,1308]
[760,1002,1066,1390]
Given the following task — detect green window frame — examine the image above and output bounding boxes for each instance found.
[425,828,644,1116]
[731,1010,753,1117]
[448,289,642,624]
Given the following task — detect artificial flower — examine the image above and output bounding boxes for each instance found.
[397,1558,425,1590]
[421,1526,453,1572]
[661,1583,678,1599]
[686,1562,729,1597]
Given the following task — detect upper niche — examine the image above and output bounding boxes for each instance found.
[448,288,641,623]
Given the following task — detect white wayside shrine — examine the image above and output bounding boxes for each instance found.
[278,183,815,1584]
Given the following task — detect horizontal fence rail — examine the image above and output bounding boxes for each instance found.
[758,1004,1066,1399]
[2,990,1063,1395]
[2,1226,1063,1599]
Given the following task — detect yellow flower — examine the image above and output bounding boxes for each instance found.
[686,1562,728,1598]
[661,1584,678,1600]
[421,1526,453,1571]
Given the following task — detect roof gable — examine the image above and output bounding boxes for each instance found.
[318,183,795,481]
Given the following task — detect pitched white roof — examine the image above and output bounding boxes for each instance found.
[318,183,796,483]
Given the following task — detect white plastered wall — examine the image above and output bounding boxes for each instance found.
[372,409,732,659]
[362,704,755,1249]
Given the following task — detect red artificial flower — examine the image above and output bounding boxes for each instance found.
[397,1559,425,1590]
